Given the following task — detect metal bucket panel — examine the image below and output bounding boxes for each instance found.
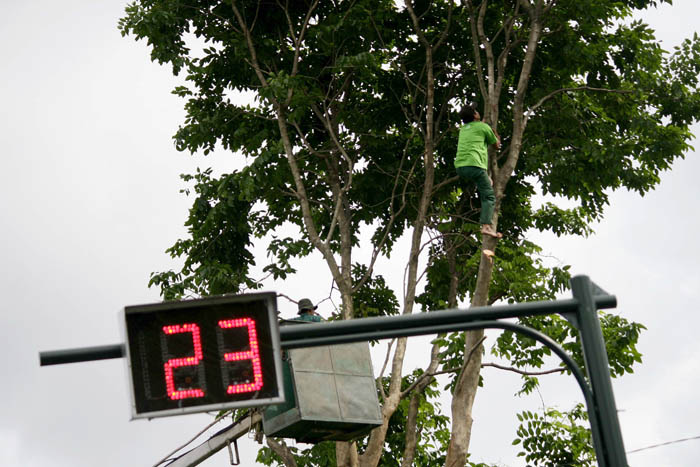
[336,374,381,422]
[290,346,334,372]
[295,371,342,420]
[262,341,382,442]
[330,343,373,375]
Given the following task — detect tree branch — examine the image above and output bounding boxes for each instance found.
[282,0,320,106]
[464,0,488,100]
[432,175,460,194]
[353,130,417,293]
[266,438,298,467]
[428,361,566,379]
[496,0,544,190]
[231,0,345,291]
[400,341,442,467]
[482,362,565,376]
[400,341,443,399]
[377,338,396,402]
[476,0,496,102]
[526,86,635,123]
[433,0,455,51]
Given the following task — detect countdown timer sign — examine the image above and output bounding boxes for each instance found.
[123,292,284,419]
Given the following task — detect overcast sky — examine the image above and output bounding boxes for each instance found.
[1,1,698,466]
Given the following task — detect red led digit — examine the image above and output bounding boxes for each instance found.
[162,323,205,400]
[218,318,264,394]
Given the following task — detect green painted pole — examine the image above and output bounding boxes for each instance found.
[570,275,628,467]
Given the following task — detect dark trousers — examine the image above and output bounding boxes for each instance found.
[456,165,495,225]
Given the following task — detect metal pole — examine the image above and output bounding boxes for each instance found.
[278,295,615,347]
[38,295,616,366]
[39,344,125,366]
[570,275,628,467]
[162,321,599,467]
[37,284,629,467]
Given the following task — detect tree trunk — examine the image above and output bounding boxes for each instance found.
[336,441,359,467]
[444,2,545,463]
[360,2,443,464]
[445,328,484,467]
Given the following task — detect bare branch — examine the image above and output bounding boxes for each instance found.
[495,0,545,190]
[487,291,505,305]
[463,335,487,376]
[276,292,300,306]
[290,121,329,158]
[309,102,355,191]
[465,0,488,99]
[365,2,441,462]
[400,341,442,399]
[544,0,558,15]
[231,1,269,88]
[231,0,345,290]
[476,0,496,101]
[400,341,442,466]
[526,86,635,122]
[404,0,430,48]
[427,361,565,379]
[266,438,298,467]
[250,0,262,32]
[279,0,320,106]
[432,175,461,194]
[277,0,298,44]
[377,338,396,402]
[493,2,523,117]
[433,0,455,51]
[353,129,418,293]
[518,0,533,14]
[482,362,566,376]
[292,0,319,77]
[398,59,427,127]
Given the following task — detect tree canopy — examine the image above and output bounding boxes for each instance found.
[120,0,700,465]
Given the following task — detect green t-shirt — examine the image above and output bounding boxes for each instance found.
[454,121,497,170]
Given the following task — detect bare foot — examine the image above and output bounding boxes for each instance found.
[482,249,495,264]
[481,226,503,238]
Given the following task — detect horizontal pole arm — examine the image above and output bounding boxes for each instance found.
[279,295,616,348]
[38,295,616,365]
[39,344,125,366]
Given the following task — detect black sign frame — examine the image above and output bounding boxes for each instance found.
[122,292,284,419]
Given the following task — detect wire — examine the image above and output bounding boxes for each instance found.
[627,435,700,454]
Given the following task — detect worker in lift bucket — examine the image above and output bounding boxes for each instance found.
[295,298,322,322]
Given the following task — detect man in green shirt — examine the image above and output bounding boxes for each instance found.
[455,104,502,239]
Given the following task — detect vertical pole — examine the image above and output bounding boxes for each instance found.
[570,275,628,467]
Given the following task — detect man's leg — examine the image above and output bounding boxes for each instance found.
[456,166,502,238]
[471,168,502,238]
